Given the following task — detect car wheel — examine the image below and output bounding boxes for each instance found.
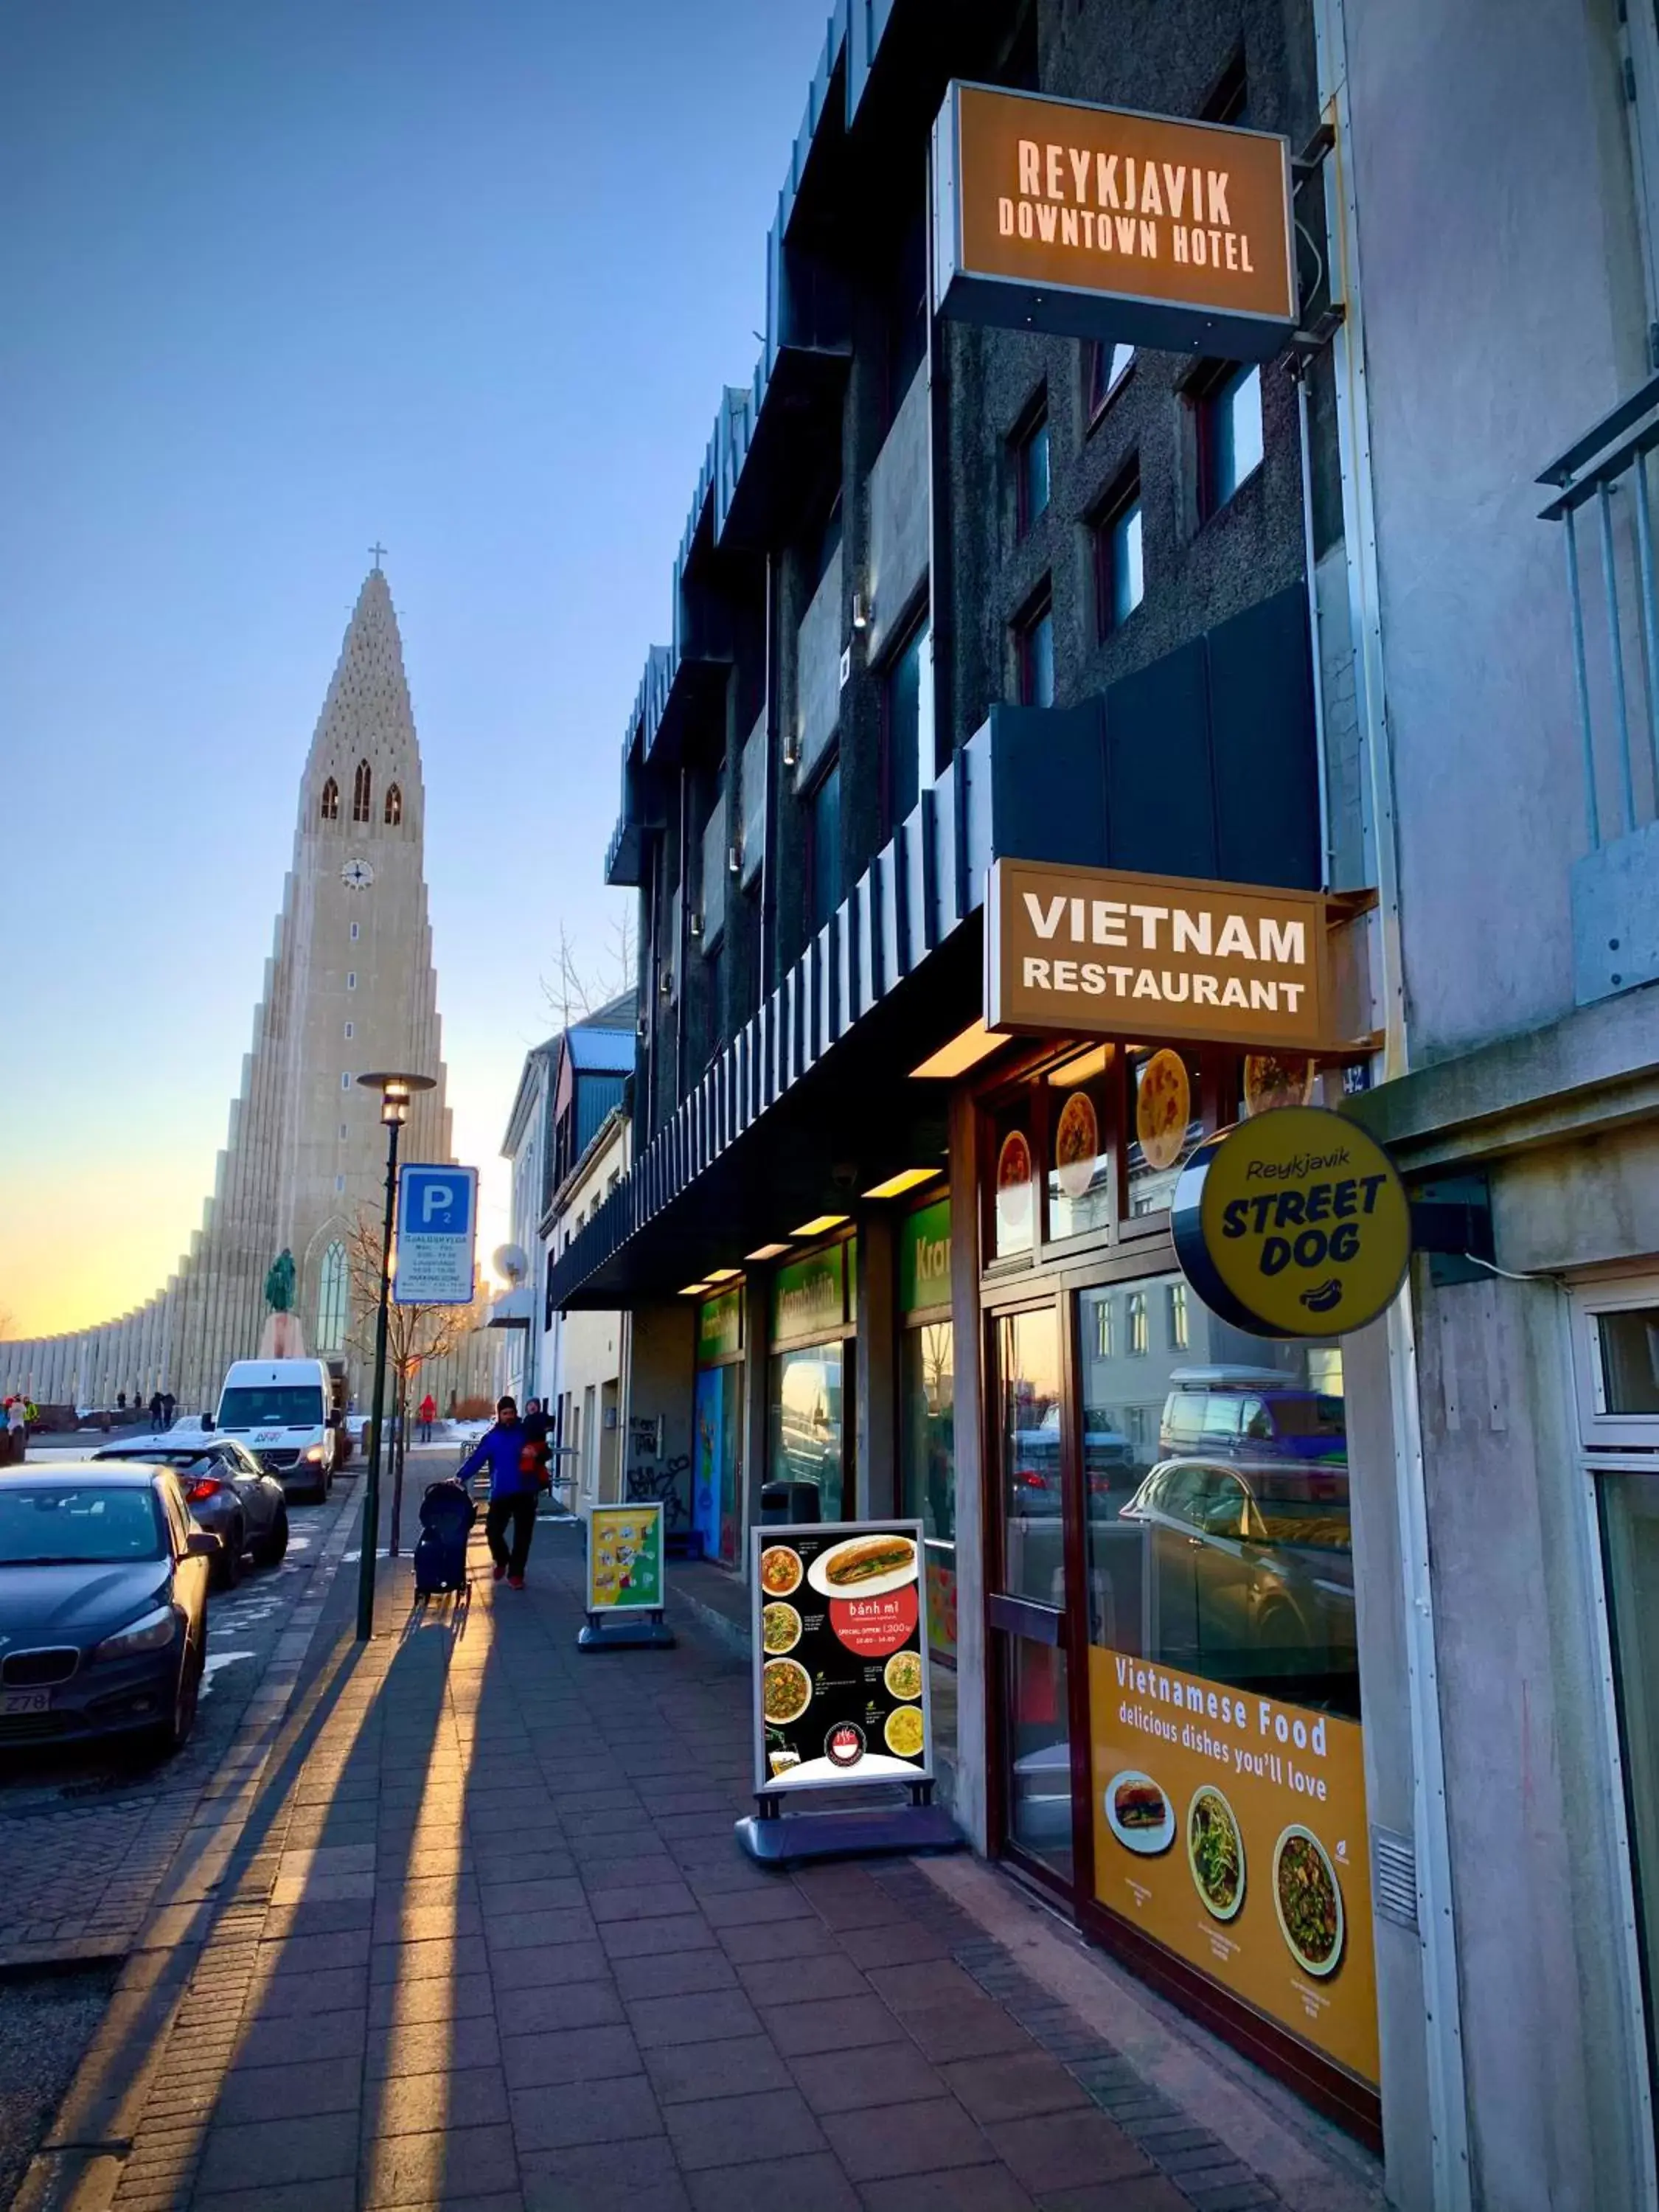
[262,1506,289,1566]
[214,1523,243,1591]
[166,1638,203,1752]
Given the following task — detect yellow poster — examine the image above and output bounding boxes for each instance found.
[1090,1647,1378,2085]
[586,1505,664,1612]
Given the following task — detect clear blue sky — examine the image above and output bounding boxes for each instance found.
[1,0,829,1335]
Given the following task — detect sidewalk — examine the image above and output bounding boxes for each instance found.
[28,1516,1385,2212]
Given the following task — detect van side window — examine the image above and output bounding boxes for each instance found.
[1202,1397,1242,1439]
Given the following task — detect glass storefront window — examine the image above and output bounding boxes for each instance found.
[992,1112,1036,1259]
[1126,1045,1204,1216]
[1601,1472,1659,2104]
[998,1306,1065,1607]
[1047,1046,1114,1242]
[902,1318,957,1801]
[769,1342,845,1523]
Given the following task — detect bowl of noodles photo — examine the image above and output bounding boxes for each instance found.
[1272,1825,1345,1977]
[762,1657,812,1728]
[1186,1786,1246,1921]
[883,1649,923,1701]
[762,1602,802,1656]
[884,1704,925,1758]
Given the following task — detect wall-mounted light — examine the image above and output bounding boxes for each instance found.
[689,910,703,942]
[782,735,799,771]
[658,970,673,998]
[851,591,871,633]
[863,1166,942,1200]
[635,1014,649,1039]
[791,1212,849,1239]
[728,841,743,877]
[745,1241,791,1262]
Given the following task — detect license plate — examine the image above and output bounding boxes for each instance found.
[2,1690,51,1716]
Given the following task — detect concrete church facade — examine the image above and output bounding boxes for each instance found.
[3,566,495,1417]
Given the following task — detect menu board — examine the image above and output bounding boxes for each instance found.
[752,1520,933,1793]
[586,1504,664,1613]
[1091,1648,1379,2084]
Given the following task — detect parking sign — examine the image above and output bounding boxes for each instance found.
[394,1166,478,1305]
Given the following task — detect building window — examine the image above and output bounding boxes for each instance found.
[1015,402,1050,538]
[1168,1281,1189,1351]
[1094,1296,1115,1360]
[1094,479,1144,637]
[347,973,356,990]
[350,922,360,942]
[808,755,842,934]
[319,777,339,822]
[1127,1289,1148,1355]
[316,1240,348,1352]
[344,1021,354,1040]
[339,1122,348,1141]
[352,759,372,823]
[341,1072,352,1091]
[335,1174,345,1194]
[1196,363,1265,520]
[1085,341,1134,423]
[884,613,929,832]
[384,782,402,827]
[1015,590,1054,708]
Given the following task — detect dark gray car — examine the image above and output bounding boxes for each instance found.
[93,1441,288,1590]
[0,1465,218,1755]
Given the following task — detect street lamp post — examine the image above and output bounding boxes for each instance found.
[355,1071,436,1641]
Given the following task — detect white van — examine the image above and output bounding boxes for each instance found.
[214,1358,337,1503]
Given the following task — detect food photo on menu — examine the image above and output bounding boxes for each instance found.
[754,1523,931,1790]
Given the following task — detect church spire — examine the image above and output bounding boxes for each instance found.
[303,565,423,837]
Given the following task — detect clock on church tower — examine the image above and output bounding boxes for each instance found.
[341,857,375,891]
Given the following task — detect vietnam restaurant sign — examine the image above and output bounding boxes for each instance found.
[932,80,1297,358]
[987,859,1359,1054]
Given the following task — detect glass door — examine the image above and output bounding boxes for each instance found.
[991,1302,1078,1880]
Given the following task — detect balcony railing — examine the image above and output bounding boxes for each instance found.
[1539,374,1659,1001]
[1539,372,1659,848]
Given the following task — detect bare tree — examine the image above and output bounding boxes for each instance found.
[540,911,636,1033]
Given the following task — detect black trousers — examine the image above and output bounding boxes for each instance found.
[485,1491,537,1577]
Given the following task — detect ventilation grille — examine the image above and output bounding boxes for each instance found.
[1371,1824,1419,1932]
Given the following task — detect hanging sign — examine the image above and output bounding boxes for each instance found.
[1172,1105,1411,1337]
[932,81,1296,358]
[987,860,1360,1053]
[753,1521,933,1793]
[586,1503,664,1613]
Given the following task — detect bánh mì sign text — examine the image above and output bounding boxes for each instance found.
[987,860,1353,1053]
[933,82,1296,358]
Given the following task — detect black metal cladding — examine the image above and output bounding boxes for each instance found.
[546,587,1318,1312]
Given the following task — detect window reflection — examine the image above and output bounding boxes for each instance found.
[999,1306,1063,1607]
[768,1343,844,1523]
[1080,1278,1357,1722]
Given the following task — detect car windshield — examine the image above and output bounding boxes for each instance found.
[218,1386,323,1427]
[1265,1394,1346,1438]
[0,1485,164,1565]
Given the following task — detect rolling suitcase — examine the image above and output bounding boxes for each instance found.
[414,1478,476,1595]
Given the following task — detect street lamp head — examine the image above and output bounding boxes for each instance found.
[356,1070,436,1127]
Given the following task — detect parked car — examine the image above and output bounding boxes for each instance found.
[1158,1367,1348,1467]
[1119,1455,1357,1708]
[92,1440,288,1588]
[0,1464,218,1754]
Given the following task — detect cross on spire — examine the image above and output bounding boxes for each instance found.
[369,542,387,571]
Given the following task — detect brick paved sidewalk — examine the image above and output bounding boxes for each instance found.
[52,1519,1361,2212]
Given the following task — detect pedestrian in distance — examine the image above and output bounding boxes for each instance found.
[5,1397,27,1464]
[149,1389,164,1431]
[418,1391,437,1444]
[455,1395,548,1589]
[161,1391,175,1429]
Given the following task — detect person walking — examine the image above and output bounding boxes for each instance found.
[149,1389,164,1432]
[6,1397,27,1465]
[161,1391,175,1430]
[417,1391,437,1444]
[456,1396,543,1588]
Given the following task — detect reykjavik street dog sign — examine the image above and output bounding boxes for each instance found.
[931,80,1297,359]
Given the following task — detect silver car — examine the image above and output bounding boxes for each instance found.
[92,1440,288,1590]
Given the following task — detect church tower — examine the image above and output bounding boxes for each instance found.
[0,564,482,1413]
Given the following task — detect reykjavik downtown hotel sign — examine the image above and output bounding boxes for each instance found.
[933,80,1297,358]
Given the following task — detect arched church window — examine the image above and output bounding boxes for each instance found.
[316,1241,349,1353]
[352,759,372,823]
[320,777,339,822]
[384,782,403,827]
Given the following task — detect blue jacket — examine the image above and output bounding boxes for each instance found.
[458,1422,533,1500]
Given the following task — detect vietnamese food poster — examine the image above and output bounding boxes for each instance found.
[1091,1648,1380,2085]
[752,1520,933,1793]
[586,1503,664,1613]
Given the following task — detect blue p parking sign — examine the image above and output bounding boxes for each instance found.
[394,1166,479,1306]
